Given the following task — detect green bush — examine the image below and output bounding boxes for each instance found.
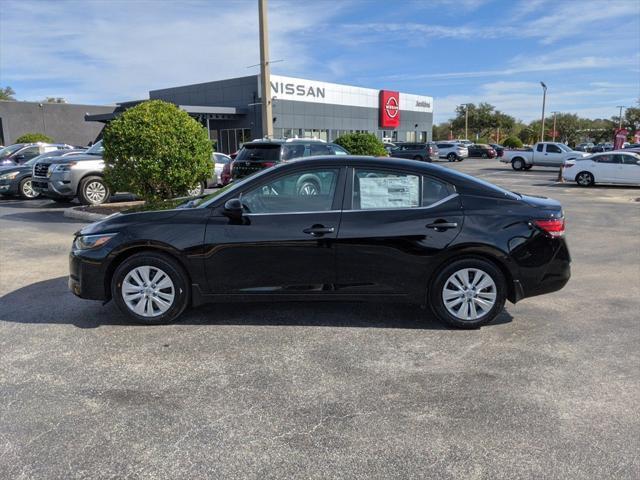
[15,132,53,143]
[503,136,523,148]
[334,132,387,156]
[103,100,212,203]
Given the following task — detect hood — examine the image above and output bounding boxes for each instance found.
[79,208,182,236]
[0,164,30,174]
[41,153,103,165]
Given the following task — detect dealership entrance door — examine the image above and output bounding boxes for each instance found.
[219,128,252,154]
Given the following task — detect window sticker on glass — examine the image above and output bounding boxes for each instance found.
[359,175,419,209]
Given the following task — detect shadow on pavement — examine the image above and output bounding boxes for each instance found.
[0,276,513,330]
[1,210,85,224]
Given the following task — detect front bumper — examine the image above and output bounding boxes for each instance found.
[0,179,19,195]
[69,250,109,301]
[32,174,75,198]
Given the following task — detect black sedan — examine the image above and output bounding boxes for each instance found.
[69,156,570,329]
[0,149,85,199]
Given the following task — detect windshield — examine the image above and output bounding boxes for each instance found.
[0,144,23,160]
[85,140,104,156]
[557,144,573,152]
[235,144,281,161]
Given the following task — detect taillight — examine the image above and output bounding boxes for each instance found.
[564,162,574,168]
[534,218,565,237]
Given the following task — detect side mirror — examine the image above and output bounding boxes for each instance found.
[224,198,244,219]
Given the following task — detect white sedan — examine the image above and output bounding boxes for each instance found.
[562,151,640,187]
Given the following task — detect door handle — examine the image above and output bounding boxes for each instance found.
[426,221,458,231]
[303,225,335,236]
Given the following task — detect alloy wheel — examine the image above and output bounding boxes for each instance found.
[187,184,204,197]
[442,268,497,321]
[576,172,593,186]
[85,181,107,204]
[122,266,175,317]
[298,182,319,195]
[21,179,39,198]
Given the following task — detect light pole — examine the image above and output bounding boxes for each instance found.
[258,0,273,139]
[616,105,626,129]
[551,111,559,142]
[458,103,471,140]
[539,82,547,142]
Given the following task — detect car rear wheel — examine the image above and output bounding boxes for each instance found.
[112,252,190,325]
[430,258,506,329]
[576,171,594,187]
[79,176,111,205]
[447,153,457,162]
[19,177,40,199]
[511,158,525,171]
[187,181,205,197]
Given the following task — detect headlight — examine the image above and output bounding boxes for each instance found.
[53,162,77,172]
[73,233,117,250]
[0,171,19,180]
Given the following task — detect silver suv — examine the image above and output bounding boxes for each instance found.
[32,140,110,205]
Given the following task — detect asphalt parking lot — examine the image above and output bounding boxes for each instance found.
[1,158,638,479]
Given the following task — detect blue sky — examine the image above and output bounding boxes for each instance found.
[1,0,638,123]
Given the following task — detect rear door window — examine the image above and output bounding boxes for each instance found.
[353,169,420,210]
[309,144,333,156]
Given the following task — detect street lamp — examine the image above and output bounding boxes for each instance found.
[540,82,547,142]
[458,103,472,140]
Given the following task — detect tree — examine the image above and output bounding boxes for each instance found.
[15,132,53,143]
[334,132,387,156]
[450,103,516,140]
[503,136,523,148]
[103,100,212,203]
[0,86,16,101]
[553,113,581,145]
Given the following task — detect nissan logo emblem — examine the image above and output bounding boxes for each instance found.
[385,96,399,118]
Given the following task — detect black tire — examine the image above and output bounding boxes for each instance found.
[413,155,423,161]
[575,171,594,187]
[511,158,525,171]
[18,177,40,199]
[78,176,111,205]
[430,257,507,329]
[447,153,457,162]
[111,252,190,325]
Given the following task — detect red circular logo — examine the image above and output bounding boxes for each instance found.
[385,96,399,118]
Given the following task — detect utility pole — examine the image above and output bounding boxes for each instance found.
[258,0,273,139]
[551,111,559,142]
[465,106,469,140]
[616,105,626,129]
[540,82,547,142]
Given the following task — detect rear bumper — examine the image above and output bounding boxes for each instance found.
[517,237,571,300]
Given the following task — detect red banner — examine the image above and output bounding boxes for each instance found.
[634,130,640,144]
[614,128,628,150]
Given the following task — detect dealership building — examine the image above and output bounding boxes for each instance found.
[142,74,434,154]
[1,75,434,154]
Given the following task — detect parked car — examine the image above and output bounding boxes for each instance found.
[0,149,86,199]
[489,144,504,157]
[436,142,469,162]
[467,144,497,159]
[500,142,588,170]
[562,152,640,186]
[32,140,110,204]
[220,161,233,186]
[69,155,570,329]
[623,143,640,150]
[383,142,397,155]
[212,153,232,186]
[451,139,473,146]
[231,138,349,180]
[575,142,595,152]
[591,143,614,153]
[0,143,74,166]
[389,142,439,162]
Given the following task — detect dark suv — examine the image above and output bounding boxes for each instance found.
[389,142,438,162]
[231,139,349,180]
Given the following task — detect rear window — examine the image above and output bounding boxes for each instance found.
[236,144,281,161]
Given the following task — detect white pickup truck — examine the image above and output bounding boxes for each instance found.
[501,142,588,170]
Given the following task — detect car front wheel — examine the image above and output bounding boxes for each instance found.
[79,176,111,205]
[19,177,40,199]
[112,252,190,324]
[430,258,506,329]
[576,171,594,187]
[447,153,457,162]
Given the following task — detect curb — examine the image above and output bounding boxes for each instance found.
[63,206,108,222]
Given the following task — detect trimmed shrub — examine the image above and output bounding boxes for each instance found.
[334,132,387,156]
[503,136,524,148]
[15,132,53,143]
[103,100,212,203]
